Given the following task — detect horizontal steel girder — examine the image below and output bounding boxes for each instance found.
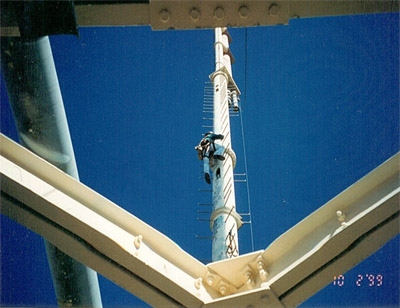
[1,133,399,307]
[1,0,399,36]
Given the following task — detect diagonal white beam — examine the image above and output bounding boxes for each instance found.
[1,133,399,307]
[0,134,211,307]
[204,151,399,307]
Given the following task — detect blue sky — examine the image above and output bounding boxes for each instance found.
[1,12,399,307]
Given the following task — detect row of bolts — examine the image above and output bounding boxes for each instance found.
[159,3,281,23]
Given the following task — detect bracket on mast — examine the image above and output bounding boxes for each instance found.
[210,207,243,231]
[209,66,241,96]
[224,147,237,169]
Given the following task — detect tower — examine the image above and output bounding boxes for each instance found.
[209,28,242,261]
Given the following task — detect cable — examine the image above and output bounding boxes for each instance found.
[239,77,254,252]
[239,108,254,252]
[240,27,254,252]
[243,27,248,112]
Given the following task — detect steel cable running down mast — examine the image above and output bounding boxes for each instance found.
[239,27,255,252]
[207,27,243,262]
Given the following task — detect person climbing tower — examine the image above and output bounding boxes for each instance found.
[195,132,225,184]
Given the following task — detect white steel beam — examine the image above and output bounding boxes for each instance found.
[1,0,398,35]
[1,133,399,307]
[204,151,399,307]
[0,134,211,307]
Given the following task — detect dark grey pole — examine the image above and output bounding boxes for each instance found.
[1,36,103,307]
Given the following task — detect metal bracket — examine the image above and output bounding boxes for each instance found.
[209,66,241,95]
[210,206,243,231]
[224,148,237,169]
[149,0,290,30]
[240,255,269,290]
[204,270,238,296]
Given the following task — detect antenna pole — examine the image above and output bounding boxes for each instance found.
[210,28,242,261]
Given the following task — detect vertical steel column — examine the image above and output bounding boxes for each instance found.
[210,28,242,262]
[1,36,103,307]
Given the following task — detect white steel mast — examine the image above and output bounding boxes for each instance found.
[209,28,242,261]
